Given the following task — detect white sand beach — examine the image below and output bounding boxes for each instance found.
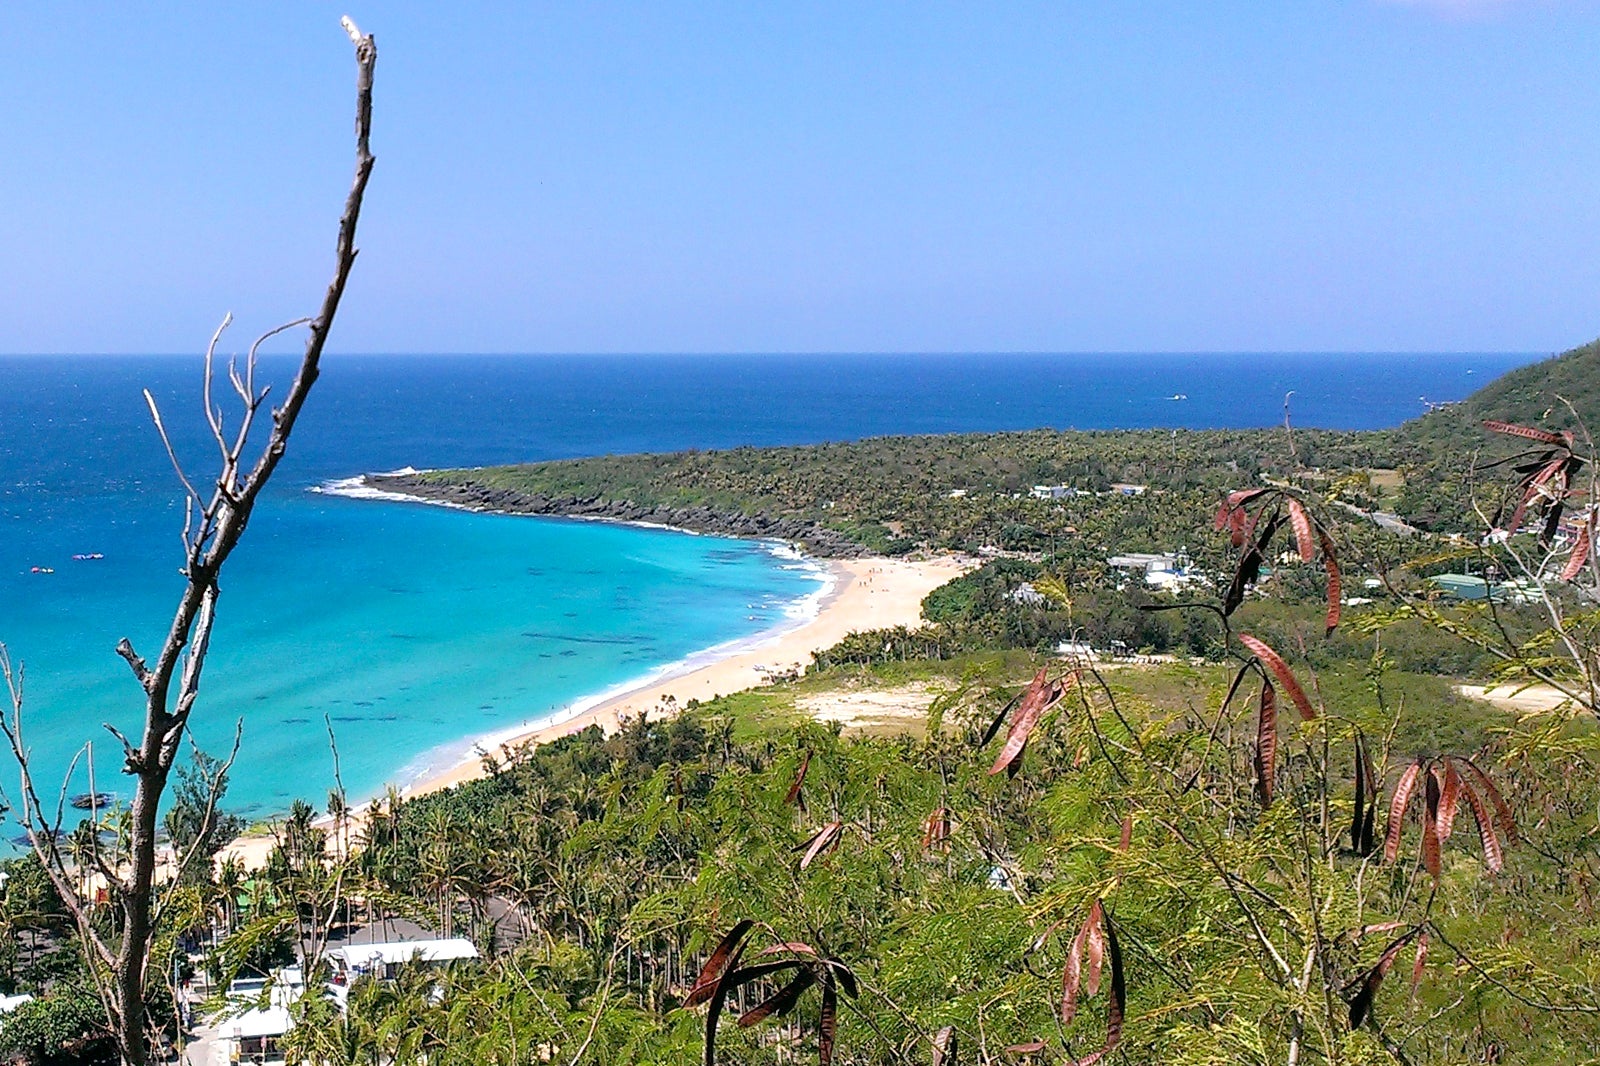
[216,552,970,869]
[403,553,969,792]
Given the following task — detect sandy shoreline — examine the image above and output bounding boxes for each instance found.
[407,553,967,793]
[217,551,970,869]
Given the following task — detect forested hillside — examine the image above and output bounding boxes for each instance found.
[378,337,1600,545]
[376,428,1407,561]
[1399,338,1600,455]
[1384,338,1600,528]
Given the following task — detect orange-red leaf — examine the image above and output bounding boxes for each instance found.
[1229,505,1249,547]
[797,821,843,869]
[685,920,752,1008]
[1254,680,1278,809]
[1287,498,1315,562]
[738,968,815,1027]
[1508,459,1565,533]
[1119,812,1133,852]
[784,751,810,807]
[1318,528,1342,635]
[1459,777,1505,873]
[1351,920,1408,939]
[1225,516,1280,614]
[1421,768,1442,879]
[1238,634,1316,721]
[1215,488,1269,532]
[1384,761,1423,864]
[1084,902,1107,999]
[1061,915,1085,1024]
[1454,758,1516,844]
[1436,760,1463,843]
[1484,420,1569,445]
[1350,932,1412,1028]
[819,976,838,1066]
[1409,931,1430,998]
[1068,911,1125,1066]
[989,669,1073,776]
[1563,516,1592,581]
[922,807,951,851]
[1061,899,1105,1024]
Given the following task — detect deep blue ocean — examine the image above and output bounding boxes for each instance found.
[0,351,1535,820]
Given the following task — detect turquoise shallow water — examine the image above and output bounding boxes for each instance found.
[4,491,822,819]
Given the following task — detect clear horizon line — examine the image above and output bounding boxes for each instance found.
[0,347,1553,359]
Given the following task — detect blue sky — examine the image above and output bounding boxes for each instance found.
[1,2,1598,354]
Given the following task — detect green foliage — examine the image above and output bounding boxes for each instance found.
[1400,336,1600,462]
[163,747,246,887]
[0,855,70,996]
[404,425,1418,558]
[217,662,1600,1064]
[0,985,114,1065]
[1389,335,1600,530]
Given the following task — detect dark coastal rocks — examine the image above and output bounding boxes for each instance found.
[367,473,868,558]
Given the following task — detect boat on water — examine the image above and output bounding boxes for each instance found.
[72,552,104,561]
[1167,393,1188,401]
[29,566,54,574]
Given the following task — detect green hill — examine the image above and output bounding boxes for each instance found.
[1399,337,1600,453]
[380,338,1600,543]
[1383,337,1600,528]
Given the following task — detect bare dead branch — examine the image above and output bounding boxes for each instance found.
[0,25,379,1064]
[201,313,234,464]
[141,389,202,509]
[0,647,118,974]
[115,638,152,691]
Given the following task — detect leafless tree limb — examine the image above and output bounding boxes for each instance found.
[0,21,377,1064]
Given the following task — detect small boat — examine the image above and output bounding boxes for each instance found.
[71,553,104,561]
[71,792,115,811]
[1168,394,1188,401]
[29,566,54,574]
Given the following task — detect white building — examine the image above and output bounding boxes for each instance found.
[326,938,480,1008]
[217,966,302,1066]
[1107,551,1203,592]
[0,993,35,1017]
[1007,583,1048,607]
[214,939,479,1063]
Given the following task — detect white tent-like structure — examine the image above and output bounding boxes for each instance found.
[326,937,479,980]
[325,937,480,1008]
